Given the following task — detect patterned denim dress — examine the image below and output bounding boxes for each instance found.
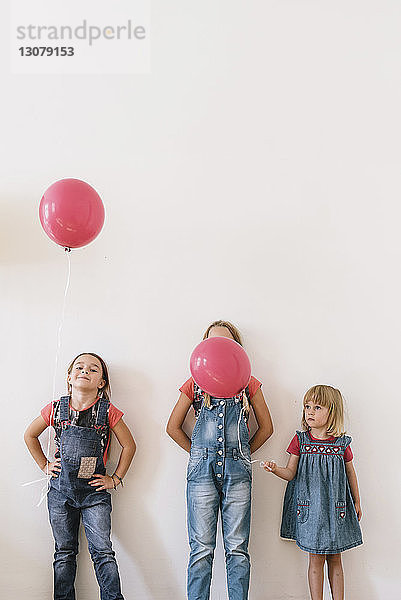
[186,383,252,600]
[280,430,363,554]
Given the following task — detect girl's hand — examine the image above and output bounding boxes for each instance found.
[43,458,61,477]
[88,474,116,491]
[354,502,362,521]
[262,461,277,473]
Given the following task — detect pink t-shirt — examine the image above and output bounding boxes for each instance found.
[41,398,123,464]
[287,432,353,462]
[41,399,123,429]
[179,375,262,402]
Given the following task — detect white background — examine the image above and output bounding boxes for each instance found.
[1,1,401,599]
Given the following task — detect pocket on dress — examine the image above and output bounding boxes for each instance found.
[296,499,310,524]
[336,501,346,522]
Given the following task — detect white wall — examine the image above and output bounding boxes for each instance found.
[1,2,401,598]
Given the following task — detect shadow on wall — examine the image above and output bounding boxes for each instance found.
[108,367,183,599]
[1,531,53,599]
[114,494,184,599]
[249,375,303,599]
[0,195,54,266]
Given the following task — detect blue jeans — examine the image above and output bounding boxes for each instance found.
[187,447,252,600]
[48,487,123,600]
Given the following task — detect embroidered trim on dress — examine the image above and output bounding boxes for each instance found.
[300,444,343,456]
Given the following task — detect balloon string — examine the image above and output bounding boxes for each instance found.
[51,248,71,410]
[21,476,49,486]
[45,248,71,491]
[23,249,71,505]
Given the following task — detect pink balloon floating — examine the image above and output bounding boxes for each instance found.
[39,178,105,249]
[190,337,251,398]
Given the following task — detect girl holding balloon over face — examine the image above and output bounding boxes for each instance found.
[166,320,273,600]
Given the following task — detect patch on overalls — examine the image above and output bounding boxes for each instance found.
[77,457,97,478]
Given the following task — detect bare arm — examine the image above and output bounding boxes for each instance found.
[110,418,136,479]
[89,418,136,491]
[24,415,61,476]
[263,453,299,481]
[248,388,274,453]
[345,460,362,520]
[166,392,193,453]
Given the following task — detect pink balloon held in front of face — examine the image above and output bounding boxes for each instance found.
[190,336,251,398]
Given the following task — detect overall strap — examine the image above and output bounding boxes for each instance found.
[95,397,110,427]
[59,396,70,423]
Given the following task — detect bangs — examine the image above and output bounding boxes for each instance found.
[303,385,334,409]
[302,384,346,437]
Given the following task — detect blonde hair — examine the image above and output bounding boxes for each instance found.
[67,352,111,400]
[302,385,345,437]
[201,320,250,411]
[202,320,243,345]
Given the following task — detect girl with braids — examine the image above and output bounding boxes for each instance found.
[24,352,136,600]
[167,321,273,600]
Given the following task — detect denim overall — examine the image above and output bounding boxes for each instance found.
[47,396,124,600]
[280,431,363,554]
[187,386,252,600]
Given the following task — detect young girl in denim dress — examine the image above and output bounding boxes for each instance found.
[24,352,136,600]
[263,385,362,600]
[167,320,274,600]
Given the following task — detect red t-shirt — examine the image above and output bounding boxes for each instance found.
[179,375,262,402]
[287,432,353,462]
